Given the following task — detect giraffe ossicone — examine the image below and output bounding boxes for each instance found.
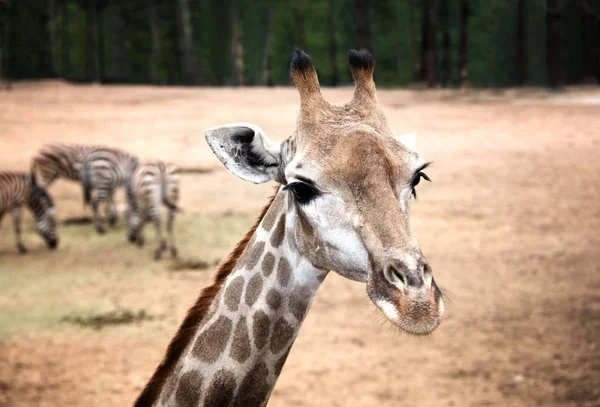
[135,49,444,407]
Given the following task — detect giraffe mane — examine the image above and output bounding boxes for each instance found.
[134,189,278,407]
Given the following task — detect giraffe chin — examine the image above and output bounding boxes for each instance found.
[368,278,444,336]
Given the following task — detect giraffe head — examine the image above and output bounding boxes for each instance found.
[205,50,443,335]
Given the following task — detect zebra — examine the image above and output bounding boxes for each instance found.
[82,149,140,234]
[127,161,180,260]
[31,143,128,225]
[0,172,58,253]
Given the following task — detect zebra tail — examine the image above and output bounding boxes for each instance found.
[162,197,181,212]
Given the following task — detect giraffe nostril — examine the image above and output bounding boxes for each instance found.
[384,259,426,289]
[392,268,407,286]
[423,263,433,287]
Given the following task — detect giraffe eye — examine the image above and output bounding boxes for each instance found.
[411,172,431,199]
[284,181,320,205]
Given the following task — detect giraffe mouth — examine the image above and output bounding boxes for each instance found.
[367,275,444,335]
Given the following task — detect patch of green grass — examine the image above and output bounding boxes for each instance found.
[0,212,255,339]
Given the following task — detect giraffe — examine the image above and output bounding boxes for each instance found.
[135,49,444,407]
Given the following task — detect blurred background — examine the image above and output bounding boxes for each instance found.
[0,0,599,88]
[1,1,599,407]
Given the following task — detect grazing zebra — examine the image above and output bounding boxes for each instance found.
[0,172,58,253]
[82,149,140,234]
[31,143,128,225]
[127,161,180,260]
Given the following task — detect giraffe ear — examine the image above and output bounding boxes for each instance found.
[395,132,417,151]
[205,123,283,184]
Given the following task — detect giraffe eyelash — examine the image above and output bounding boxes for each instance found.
[283,181,320,204]
[410,163,432,199]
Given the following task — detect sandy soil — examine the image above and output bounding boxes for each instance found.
[0,82,599,407]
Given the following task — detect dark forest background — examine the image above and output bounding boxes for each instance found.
[0,0,599,88]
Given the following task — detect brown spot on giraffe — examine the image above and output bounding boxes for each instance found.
[174,370,203,407]
[274,347,292,376]
[277,257,292,287]
[240,240,265,271]
[261,192,283,231]
[224,275,244,312]
[261,252,276,276]
[270,215,286,247]
[232,362,271,407]
[266,289,282,310]
[290,285,313,321]
[192,315,233,363]
[270,317,295,354]
[159,366,182,405]
[203,369,236,406]
[230,317,251,363]
[245,274,264,306]
[253,310,271,350]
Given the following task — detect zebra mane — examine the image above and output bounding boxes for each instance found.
[134,188,279,407]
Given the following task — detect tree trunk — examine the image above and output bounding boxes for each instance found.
[149,0,161,83]
[61,0,70,78]
[420,0,436,87]
[85,0,98,82]
[409,1,419,82]
[262,0,277,86]
[440,0,450,87]
[115,2,130,81]
[353,0,373,54]
[546,0,562,89]
[515,0,528,85]
[0,34,3,88]
[96,3,104,82]
[580,1,597,83]
[48,0,57,76]
[177,0,200,84]
[1,0,11,88]
[0,2,4,87]
[231,0,244,86]
[327,0,339,85]
[459,0,469,87]
[296,0,306,51]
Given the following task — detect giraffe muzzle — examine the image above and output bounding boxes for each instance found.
[367,256,443,335]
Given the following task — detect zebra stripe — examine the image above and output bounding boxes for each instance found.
[127,161,180,259]
[31,143,133,223]
[0,171,59,253]
[82,149,140,234]
[31,143,105,186]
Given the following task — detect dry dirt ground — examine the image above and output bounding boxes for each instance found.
[0,82,599,407]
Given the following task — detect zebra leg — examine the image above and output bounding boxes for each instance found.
[153,212,166,260]
[106,190,118,226]
[11,207,27,254]
[167,209,178,258]
[136,211,146,247]
[90,192,106,234]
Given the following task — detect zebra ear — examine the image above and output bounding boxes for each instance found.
[205,123,282,184]
[30,172,38,186]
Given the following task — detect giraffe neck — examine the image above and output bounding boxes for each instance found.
[159,191,327,407]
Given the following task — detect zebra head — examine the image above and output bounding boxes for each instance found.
[28,175,59,249]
